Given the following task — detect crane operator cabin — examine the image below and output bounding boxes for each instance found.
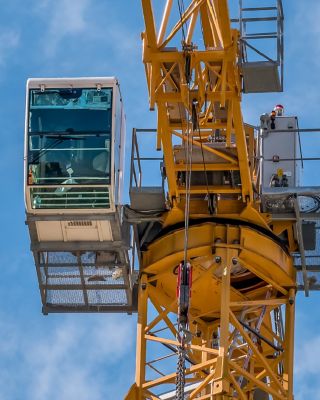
[25,77,125,213]
[24,78,134,314]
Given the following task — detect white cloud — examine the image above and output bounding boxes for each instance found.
[0,29,20,65]
[34,0,141,74]
[0,314,135,400]
[295,334,320,376]
[295,385,320,400]
[293,1,320,36]
[40,0,90,57]
[294,324,320,400]
[287,1,320,64]
[25,317,135,400]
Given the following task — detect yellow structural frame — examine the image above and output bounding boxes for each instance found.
[141,0,253,206]
[126,1,298,399]
[126,224,296,399]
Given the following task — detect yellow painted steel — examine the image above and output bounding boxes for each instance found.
[126,0,298,399]
[126,225,296,399]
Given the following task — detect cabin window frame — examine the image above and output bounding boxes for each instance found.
[26,87,114,210]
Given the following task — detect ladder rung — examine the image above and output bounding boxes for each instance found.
[241,17,278,22]
[242,7,277,12]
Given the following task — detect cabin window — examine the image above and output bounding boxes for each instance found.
[27,88,113,209]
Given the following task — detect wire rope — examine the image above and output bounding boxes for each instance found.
[176,1,192,399]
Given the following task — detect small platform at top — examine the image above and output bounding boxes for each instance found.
[232,0,284,93]
[130,187,166,212]
[242,61,281,93]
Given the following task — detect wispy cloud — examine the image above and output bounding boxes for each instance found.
[0,29,20,65]
[295,334,320,376]
[35,0,140,65]
[295,384,320,400]
[0,314,135,400]
[287,1,320,64]
[294,304,320,400]
[26,317,135,400]
[40,0,90,58]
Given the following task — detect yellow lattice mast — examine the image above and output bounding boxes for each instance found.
[126,1,296,399]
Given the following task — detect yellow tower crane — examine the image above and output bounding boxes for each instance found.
[24,1,319,399]
[126,1,298,399]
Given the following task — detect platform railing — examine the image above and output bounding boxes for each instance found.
[259,127,320,294]
[30,186,110,209]
[129,128,164,191]
[232,0,284,92]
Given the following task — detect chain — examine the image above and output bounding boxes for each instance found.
[175,260,192,399]
[176,1,192,395]
[176,340,186,400]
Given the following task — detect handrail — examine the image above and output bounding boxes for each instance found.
[130,128,164,191]
[237,0,284,91]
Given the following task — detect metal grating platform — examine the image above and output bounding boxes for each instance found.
[263,190,320,294]
[36,250,137,314]
[26,208,138,313]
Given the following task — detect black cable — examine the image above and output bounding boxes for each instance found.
[239,320,283,352]
[194,101,214,214]
[177,0,187,43]
[176,3,193,398]
[296,118,304,169]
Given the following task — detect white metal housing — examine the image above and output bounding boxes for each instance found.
[261,115,301,191]
[25,77,126,216]
[24,78,135,313]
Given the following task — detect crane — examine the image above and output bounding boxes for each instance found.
[24,1,320,399]
[125,1,303,399]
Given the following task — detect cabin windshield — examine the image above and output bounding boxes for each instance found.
[27,87,113,209]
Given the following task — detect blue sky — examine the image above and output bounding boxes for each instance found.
[0,0,319,399]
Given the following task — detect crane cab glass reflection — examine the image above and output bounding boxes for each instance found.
[25,79,124,212]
